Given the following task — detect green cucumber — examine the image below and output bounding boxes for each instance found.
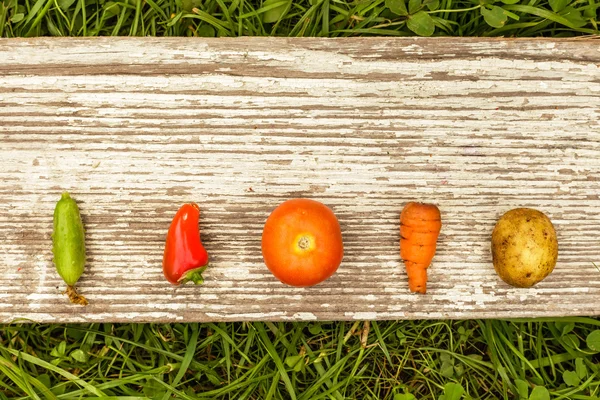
[52,192,88,306]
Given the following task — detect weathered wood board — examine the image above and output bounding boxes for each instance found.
[0,37,599,323]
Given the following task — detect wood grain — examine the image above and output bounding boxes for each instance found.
[0,37,599,323]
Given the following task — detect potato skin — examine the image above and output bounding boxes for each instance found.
[491,208,558,288]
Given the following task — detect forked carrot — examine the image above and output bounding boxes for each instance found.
[400,202,442,294]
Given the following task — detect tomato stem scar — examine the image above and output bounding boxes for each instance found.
[294,233,315,253]
[298,236,311,250]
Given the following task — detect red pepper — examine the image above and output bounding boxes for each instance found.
[163,203,209,285]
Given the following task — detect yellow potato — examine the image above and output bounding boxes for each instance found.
[491,208,558,288]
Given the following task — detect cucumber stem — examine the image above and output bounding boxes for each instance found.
[65,285,88,306]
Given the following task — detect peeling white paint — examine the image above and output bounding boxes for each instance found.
[291,312,317,320]
[0,38,599,323]
[350,312,377,320]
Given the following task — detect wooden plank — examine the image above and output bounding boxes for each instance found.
[0,37,599,323]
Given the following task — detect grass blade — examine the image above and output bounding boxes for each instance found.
[160,324,199,399]
[254,322,297,400]
[2,348,106,397]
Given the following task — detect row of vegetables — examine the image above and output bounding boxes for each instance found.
[52,192,559,305]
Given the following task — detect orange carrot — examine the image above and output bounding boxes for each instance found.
[400,202,442,294]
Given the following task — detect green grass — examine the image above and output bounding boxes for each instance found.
[0,0,598,37]
[1,318,600,398]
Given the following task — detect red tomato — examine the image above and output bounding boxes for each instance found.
[261,198,344,287]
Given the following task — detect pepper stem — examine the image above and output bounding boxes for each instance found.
[65,285,88,306]
[178,265,208,285]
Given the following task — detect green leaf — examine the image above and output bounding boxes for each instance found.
[261,0,289,23]
[166,12,182,26]
[563,370,580,386]
[10,12,24,22]
[529,386,550,400]
[559,6,587,27]
[285,355,304,372]
[182,0,193,12]
[407,11,435,36]
[386,0,408,16]
[46,18,61,36]
[563,333,581,349]
[197,24,216,37]
[57,0,76,11]
[575,358,588,379]
[396,330,407,344]
[481,5,508,27]
[104,1,121,17]
[431,14,455,31]
[586,330,600,352]
[143,380,167,397]
[37,373,51,388]
[584,7,595,18]
[454,364,465,377]
[441,361,455,378]
[555,321,575,336]
[499,0,519,5]
[285,355,302,368]
[70,349,88,363]
[515,379,529,399]
[530,377,544,386]
[308,323,322,335]
[425,0,439,10]
[440,353,453,363]
[395,394,416,400]
[50,383,66,395]
[408,0,421,14]
[50,341,66,358]
[443,382,464,400]
[548,0,570,12]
